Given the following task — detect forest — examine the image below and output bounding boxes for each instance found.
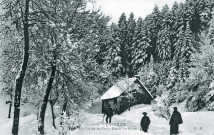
[0,0,214,134]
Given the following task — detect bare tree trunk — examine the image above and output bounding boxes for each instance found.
[8,93,12,118]
[60,102,67,126]
[38,64,56,135]
[37,107,40,120]
[12,0,30,134]
[50,101,56,129]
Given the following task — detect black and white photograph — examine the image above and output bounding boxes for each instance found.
[0,0,214,134]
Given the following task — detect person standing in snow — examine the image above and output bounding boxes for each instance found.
[104,104,113,123]
[169,107,183,135]
[140,112,151,132]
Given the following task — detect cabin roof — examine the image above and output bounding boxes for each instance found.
[100,77,153,100]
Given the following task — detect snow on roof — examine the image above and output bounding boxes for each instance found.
[100,77,136,100]
[136,79,153,99]
[100,77,153,100]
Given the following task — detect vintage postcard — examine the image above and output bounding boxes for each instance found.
[0,0,214,135]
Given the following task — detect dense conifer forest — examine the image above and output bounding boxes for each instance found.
[95,0,214,113]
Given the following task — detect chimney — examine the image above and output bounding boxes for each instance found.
[135,75,140,80]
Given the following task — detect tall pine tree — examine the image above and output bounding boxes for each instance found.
[104,23,122,77]
[132,26,150,73]
[126,13,136,76]
[174,22,194,81]
[145,5,162,62]
[156,26,172,61]
[118,13,128,76]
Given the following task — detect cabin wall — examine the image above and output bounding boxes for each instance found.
[101,80,152,114]
[102,98,121,114]
[135,81,153,104]
[117,83,152,113]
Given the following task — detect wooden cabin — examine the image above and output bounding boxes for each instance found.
[100,77,153,114]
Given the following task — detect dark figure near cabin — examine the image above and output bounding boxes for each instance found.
[169,107,183,135]
[105,104,113,123]
[140,112,151,132]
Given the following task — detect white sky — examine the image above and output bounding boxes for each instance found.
[89,0,185,23]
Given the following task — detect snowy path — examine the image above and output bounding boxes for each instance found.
[70,104,169,135]
[70,104,214,135]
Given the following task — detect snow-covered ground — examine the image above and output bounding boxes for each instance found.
[71,102,214,135]
[0,97,214,135]
[0,96,59,135]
